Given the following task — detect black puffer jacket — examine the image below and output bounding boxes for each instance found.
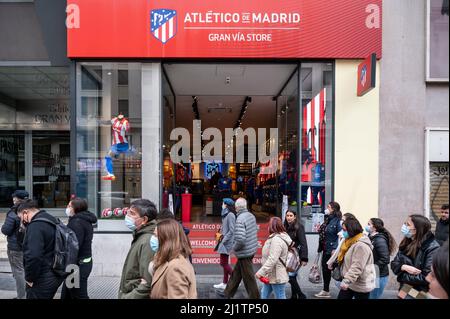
[1,205,23,251]
[285,221,308,262]
[435,219,449,246]
[67,211,97,260]
[391,232,440,292]
[23,210,58,283]
[369,232,391,278]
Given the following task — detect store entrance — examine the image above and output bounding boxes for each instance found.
[162,63,300,225]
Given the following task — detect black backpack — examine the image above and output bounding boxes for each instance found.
[33,217,79,277]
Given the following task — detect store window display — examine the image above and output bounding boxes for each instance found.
[103,114,131,180]
[76,63,143,218]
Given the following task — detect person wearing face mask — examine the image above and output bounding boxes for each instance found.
[150,219,196,299]
[326,213,356,274]
[213,198,236,290]
[365,218,397,299]
[61,198,97,299]
[16,199,64,299]
[398,240,449,299]
[336,218,375,299]
[391,214,440,294]
[1,190,29,299]
[283,210,308,299]
[315,201,342,298]
[118,199,158,299]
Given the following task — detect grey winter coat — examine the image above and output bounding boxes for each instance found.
[232,209,258,259]
[217,208,236,255]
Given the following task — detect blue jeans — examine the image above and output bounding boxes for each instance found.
[369,276,389,299]
[261,283,287,299]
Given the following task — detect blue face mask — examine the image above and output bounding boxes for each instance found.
[401,224,412,238]
[150,235,159,253]
[342,231,349,239]
[124,215,137,231]
[365,225,372,233]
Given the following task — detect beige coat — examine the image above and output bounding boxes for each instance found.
[150,255,197,299]
[256,232,292,284]
[341,235,376,293]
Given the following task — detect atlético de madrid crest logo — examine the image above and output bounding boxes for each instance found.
[151,9,177,44]
[360,65,367,87]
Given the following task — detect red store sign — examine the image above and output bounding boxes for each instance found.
[67,0,382,59]
[357,53,377,96]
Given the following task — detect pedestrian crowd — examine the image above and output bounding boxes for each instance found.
[1,189,448,300]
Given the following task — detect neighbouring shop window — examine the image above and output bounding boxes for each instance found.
[427,0,449,81]
[0,66,70,211]
[33,131,70,208]
[430,162,449,227]
[0,132,25,208]
[76,63,142,218]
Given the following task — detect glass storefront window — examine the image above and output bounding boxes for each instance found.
[276,68,299,218]
[299,63,333,232]
[32,131,70,208]
[0,66,70,212]
[76,63,143,218]
[0,131,25,208]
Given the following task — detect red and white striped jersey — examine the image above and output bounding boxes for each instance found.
[111,117,130,144]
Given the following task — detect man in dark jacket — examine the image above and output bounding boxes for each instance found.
[17,199,64,299]
[1,190,29,299]
[435,204,449,246]
[118,199,157,299]
[224,197,260,299]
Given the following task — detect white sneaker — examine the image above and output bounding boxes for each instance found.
[213,283,227,290]
[314,290,331,298]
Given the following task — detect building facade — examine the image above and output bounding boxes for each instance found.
[0,0,448,274]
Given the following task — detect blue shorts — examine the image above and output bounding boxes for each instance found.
[110,143,129,155]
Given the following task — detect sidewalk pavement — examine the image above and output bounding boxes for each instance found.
[0,261,399,299]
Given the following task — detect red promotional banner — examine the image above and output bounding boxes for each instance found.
[67,0,382,59]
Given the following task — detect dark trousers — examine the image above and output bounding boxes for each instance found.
[61,261,93,299]
[220,254,233,284]
[338,288,370,300]
[289,275,306,299]
[321,252,332,292]
[224,256,260,299]
[26,272,64,299]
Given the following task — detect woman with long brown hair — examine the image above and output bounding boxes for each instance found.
[255,217,292,299]
[391,214,440,293]
[315,201,343,298]
[150,219,197,299]
[365,217,397,299]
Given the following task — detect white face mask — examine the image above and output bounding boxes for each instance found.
[324,209,330,215]
[222,204,227,210]
[65,207,73,217]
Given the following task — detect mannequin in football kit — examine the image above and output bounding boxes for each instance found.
[102,114,130,181]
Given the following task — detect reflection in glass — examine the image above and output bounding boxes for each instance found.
[76,63,142,218]
[32,132,70,208]
[0,132,25,208]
